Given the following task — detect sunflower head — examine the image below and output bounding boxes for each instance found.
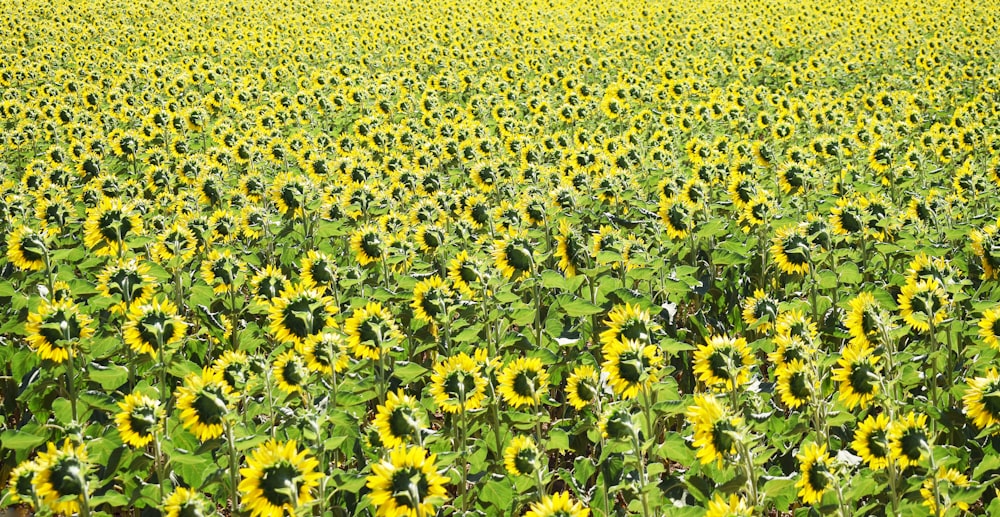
[920,467,971,515]
[213,349,253,390]
[566,364,601,410]
[176,368,235,442]
[963,369,1000,433]
[123,297,187,356]
[96,258,156,315]
[705,493,754,517]
[239,440,323,517]
[494,230,536,281]
[979,307,1000,350]
[273,350,310,394]
[163,487,214,517]
[350,224,385,265]
[6,459,42,508]
[373,390,427,448]
[345,301,403,360]
[845,292,881,347]
[889,412,930,469]
[498,356,550,408]
[600,404,637,440]
[524,491,590,517]
[33,439,90,515]
[741,289,778,333]
[504,435,543,477]
[411,275,452,325]
[429,352,488,414]
[832,342,881,410]
[26,298,94,363]
[795,442,833,505]
[600,303,660,349]
[775,359,812,409]
[268,284,338,346]
[6,225,48,271]
[115,392,163,448]
[852,413,890,470]
[692,335,754,391]
[366,446,449,517]
[771,224,811,275]
[686,393,743,466]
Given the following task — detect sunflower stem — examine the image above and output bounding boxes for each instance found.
[64,341,79,422]
[153,431,168,503]
[629,427,652,517]
[225,419,241,514]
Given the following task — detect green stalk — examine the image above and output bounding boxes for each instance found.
[629,426,652,517]
[225,419,241,514]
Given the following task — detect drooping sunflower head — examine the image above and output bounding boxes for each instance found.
[494,230,536,281]
[123,297,186,356]
[298,332,350,376]
[979,307,1000,350]
[96,258,156,315]
[658,196,693,240]
[447,250,483,297]
[504,435,543,477]
[6,225,48,271]
[897,277,949,333]
[82,197,143,257]
[770,223,811,275]
[213,349,252,391]
[350,224,385,266]
[268,283,338,346]
[832,342,881,410]
[373,390,427,448]
[272,350,310,394]
[6,459,42,508]
[239,439,323,517]
[555,218,588,277]
[175,367,235,442]
[163,487,214,517]
[686,393,743,467]
[845,292,881,348]
[26,298,94,363]
[775,359,812,409]
[566,364,601,410]
[300,250,338,291]
[741,289,778,333]
[366,446,449,517]
[33,439,89,516]
[524,491,590,517]
[852,412,890,470]
[600,404,637,441]
[920,467,971,515]
[345,301,403,360]
[963,369,1000,433]
[200,248,243,295]
[889,412,930,469]
[499,356,550,408]
[692,335,754,391]
[429,352,488,414]
[411,275,453,325]
[600,302,661,349]
[251,265,289,303]
[602,338,662,400]
[795,442,833,505]
[115,392,163,448]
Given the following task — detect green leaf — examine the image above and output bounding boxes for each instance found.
[235,433,270,451]
[52,397,73,424]
[540,269,566,290]
[547,428,570,451]
[479,477,514,509]
[0,281,15,297]
[816,268,838,289]
[90,492,129,507]
[838,261,862,284]
[655,433,695,465]
[89,363,129,391]
[558,296,603,317]
[659,337,694,355]
[0,429,48,451]
[392,362,428,384]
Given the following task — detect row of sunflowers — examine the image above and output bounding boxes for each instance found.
[2,0,1000,515]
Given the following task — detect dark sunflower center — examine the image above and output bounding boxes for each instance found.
[708,350,732,381]
[421,231,442,249]
[257,277,284,299]
[617,351,644,383]
[982,382,1000,415]
[259,462,299,507]
[712,420,735,454]
[193,389,227,424]
[899,429,926,459]
[281,358,306,386]
[514,448,537,474]
[781,235,810,265]
[281,298,321,339]
[788,371,810,400]
[849,363,876,394]
[459,265,478,284]
[178,502,206,517]
[280,185,302,210]
[866,429,888,458]
[420,290,444,318]
[18,234,46,261]
[838,208,864,233]
[98,211,132,241]
[359,318,388,344]
[361,233,382,259]
[138,312,175,347]
[861,310,878,335]
[40,310,83,345]
[991,319,1000,338]
[128,405,158,437]
[807,462,830,491]
[390,467,428,509]
[754,300,777,322]
[471,205,490,225]
[49,456,85,497]
[513,370,539,397]
[667,205,688,231]
[575,378,596,402]
[444,371,477,402]
[388,407,418,439]
[109,269,143,299]
[505,242,533,272]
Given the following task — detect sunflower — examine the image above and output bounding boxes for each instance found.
[686,393,742,466]
[829,196,868,236]
[152,223,198,264]
[5,225,48,271]
[82,197,143,257]
[411,275,452,326]
[692,335,754,391]
[741,289,778,333]
[96,258,157,315]
[26,298,94,363]
[963,369,1000,433]
[770,224,811,275]
[796,442,833,505]
[251,265,289,302]
[5,459,41,509]
[298,332,350,376]
[888,412,930,469]
[115,392,163,448]
[852,412,890,470]
[373,390,427,448]
[566,364,601,410]
[504,435,542,477]
[239,439,323,517]
[270,172,312,218]
[970,224,1000,280]
[33,439,90,516]
[978,306,1000,350]
[602,338,661,400]
[658,196,693,240]
[200,248,243,295]
[300,250,338,291]
[845,292,881,348]
[555,218,588,277]
[272,350,310,394]
[213,350,252,391]
[897,278,949,333]
[163,487,214,517]
[600,404,637,440]
[738,193,773,233]
[268,284,338,347]
[494,230,536,281]
[350,224,385,265]
[524,491,590,517]
[175,367,235,442]
[367,446,449,517]
[600,303,661,348]
[345,301,404,360]
[775,359,812,409]
[429,352,488,414]
[704,493,754,517]
[499,356,550,408]
[774,309,819,344]
[920,467,970,515]
[123,297,187,356]
[831,342,881,410]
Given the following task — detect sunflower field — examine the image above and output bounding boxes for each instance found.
[2,0,1000,515]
